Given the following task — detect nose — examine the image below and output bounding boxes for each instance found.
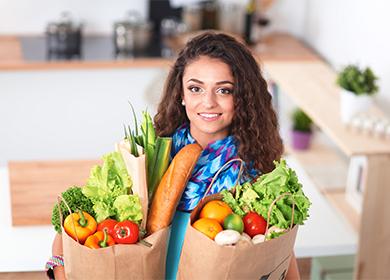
[203,91,217,108]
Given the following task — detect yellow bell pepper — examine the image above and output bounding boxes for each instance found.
[64,210,97,244]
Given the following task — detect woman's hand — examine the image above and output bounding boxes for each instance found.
[286,253,300,280]
[52,233,66,280]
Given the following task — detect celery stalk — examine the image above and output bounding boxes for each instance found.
[141,111,156,180]
[141,111,156,147]
[147,137,172,201]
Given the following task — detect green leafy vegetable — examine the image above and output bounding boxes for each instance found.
[222,190,246,217]
[222,159,311,229]
[113,195,143,223]
[51,186,95,233]
[266,230,285,240]
[82,151,142,223]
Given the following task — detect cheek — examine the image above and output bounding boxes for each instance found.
[224,98,235,118]
[183,95,199,114]
[183,101,197,121]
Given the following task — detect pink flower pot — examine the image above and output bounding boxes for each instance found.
[291,130,312,150]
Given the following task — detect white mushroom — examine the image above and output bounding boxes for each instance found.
[215,230,241,246]
[240,232,252,243]
[252,234,265,244]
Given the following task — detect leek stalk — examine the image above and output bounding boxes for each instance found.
[147,137,172,201]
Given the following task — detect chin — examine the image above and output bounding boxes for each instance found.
[198,126,229,138]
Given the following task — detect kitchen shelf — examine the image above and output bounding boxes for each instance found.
[265,61,390,156]
[0,33,320,71]
[267,60,390,279]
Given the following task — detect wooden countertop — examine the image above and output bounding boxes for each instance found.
[8,159,100,225]
[254,33,320,62]
[0,33,320,71]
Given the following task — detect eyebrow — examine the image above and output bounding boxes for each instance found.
[186,78,234,86]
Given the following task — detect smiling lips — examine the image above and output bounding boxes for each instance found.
[198,113,222,121]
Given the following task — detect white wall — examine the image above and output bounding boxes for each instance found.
[0,68,167,166]
[266,0,307,38]
[268,0,390,117]
[0,0,148,34]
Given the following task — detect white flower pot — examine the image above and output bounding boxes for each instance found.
[340,89,373,123]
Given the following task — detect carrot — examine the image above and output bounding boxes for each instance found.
[146,143,202,234]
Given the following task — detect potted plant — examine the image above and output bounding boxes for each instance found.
[337,64,379,123]
[291,108,313,150]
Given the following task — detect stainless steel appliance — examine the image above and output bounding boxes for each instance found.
[113,11,153,57]
[45,12,82,60]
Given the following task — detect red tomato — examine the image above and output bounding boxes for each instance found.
[243,212,267,238]
[113,221,139,244]
[97,219,117,238]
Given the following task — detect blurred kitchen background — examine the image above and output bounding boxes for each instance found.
[1,0,390,279]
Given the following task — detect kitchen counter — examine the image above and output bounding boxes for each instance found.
[0,33,321,71]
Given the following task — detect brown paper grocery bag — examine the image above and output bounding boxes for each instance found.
[177,193,298,280]
[62,226,170,280]
[115,140,148,231]
[58,169,167,280]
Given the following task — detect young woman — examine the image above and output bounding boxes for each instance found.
[49,32,299,279]
[154,32,298,279]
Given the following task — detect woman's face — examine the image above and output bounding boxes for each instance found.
[182,55,235,147]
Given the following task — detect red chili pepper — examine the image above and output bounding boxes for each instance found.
[113,221,139,244]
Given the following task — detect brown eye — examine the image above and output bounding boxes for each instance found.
[188,86,202,93]
[218,88,233,95]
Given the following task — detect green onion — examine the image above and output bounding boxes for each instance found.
[141,110,156,148]
[128,125,139,157]
[129,102,139,136]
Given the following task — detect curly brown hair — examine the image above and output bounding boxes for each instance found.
[154,31,283,173]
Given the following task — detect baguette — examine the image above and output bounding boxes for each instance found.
[146,143,202,234]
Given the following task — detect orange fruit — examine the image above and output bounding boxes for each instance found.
[200,200,233,224]
[193,218,223,240]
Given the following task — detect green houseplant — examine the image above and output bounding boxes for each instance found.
[291,108,313,150]
[337,65,378,95]
[337,64,379,123]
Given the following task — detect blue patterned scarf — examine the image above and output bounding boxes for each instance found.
[171,123,258,211]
